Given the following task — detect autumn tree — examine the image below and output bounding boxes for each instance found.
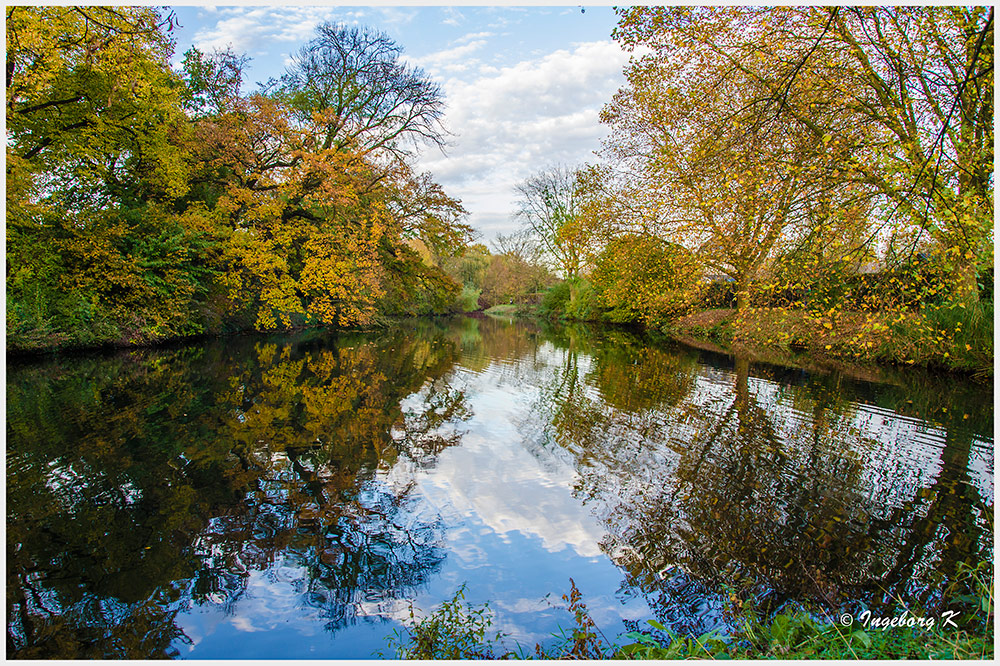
[591,234,701,325]
[613,6,994,306]
[513,166,594,281]
[481,254,546,307]
[6,12,474,350]
[272,23,446,160]
[384,169,473,266]
[6,6,188,207]
[820,7,994,305]
[180,22,470,328]
[5,6,222,348]
[601,27,847,311]
[180,46,248,117]
[485,229,554,304]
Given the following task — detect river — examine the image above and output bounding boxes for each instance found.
[6,316,994,658]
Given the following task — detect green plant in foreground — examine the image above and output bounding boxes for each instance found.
[384,558,993,660]
[383,585,516,659]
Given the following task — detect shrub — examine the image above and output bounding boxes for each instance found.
[538,281,571,319]
[383,585,513,659]
[591,234,700,326]
[564,278,599,321]
[455,285,482,312]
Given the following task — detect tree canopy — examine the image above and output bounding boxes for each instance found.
[609,6,993,306]
[7,9,473,351]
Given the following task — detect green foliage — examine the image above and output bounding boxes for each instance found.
[538,281,572,318]
[379,244,462,318]
[444,243,491,290]
[618,556,994,659]
[455,285,483,313]
[887,300,994,376]
[180,46,246,116]
[592,234,700,325]
[537,279,599,321]
[384,585,513,659]
[617,619,729,659]
[6,201,222,351]
[565,278,599,320]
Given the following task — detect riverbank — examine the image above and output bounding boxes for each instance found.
[666,305,992,379]
[483,304,537,318]
[5,312,458,358]
[508,300,992,381]
[10,300,992,383]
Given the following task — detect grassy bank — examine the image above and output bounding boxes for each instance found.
[531,262,993,379]
[385,562,993,660]
[482,294,992,380]
[483,304,538,318]
[666,301,992,380]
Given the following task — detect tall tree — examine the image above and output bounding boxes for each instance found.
[513,165,593,280]
[181,22,468,328]
[273,23,446,161]
[613,6,994,305]
[602,16,852,310]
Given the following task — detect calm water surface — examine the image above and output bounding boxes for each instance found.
[7,317,994,658]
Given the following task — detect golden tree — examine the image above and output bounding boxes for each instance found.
[601,26,847,311]
[613,6,994,305]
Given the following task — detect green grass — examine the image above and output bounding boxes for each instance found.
[484,304,535,318]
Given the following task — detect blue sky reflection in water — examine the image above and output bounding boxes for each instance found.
[175,336,651,657]
[6,317,993,659]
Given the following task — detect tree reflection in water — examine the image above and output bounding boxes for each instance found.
[532,327,992,636]
[6,319,992,657]
[7,324,470,658]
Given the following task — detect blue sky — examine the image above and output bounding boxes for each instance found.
[165,4,633,242]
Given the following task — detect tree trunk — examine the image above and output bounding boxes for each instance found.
[953,257,981,307]
[735,274,750,311]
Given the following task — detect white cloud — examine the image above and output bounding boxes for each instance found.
[441,7,466,28]
[374,6,419,28]
[191,6,340,54]
[417,40,631,241]
[455,30,495,45]
[407,40,489,75]
[412,383,610,558]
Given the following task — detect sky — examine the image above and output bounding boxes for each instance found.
[165,4,634,244]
